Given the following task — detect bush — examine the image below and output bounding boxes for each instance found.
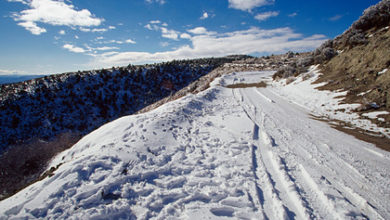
[347,30,368,46]
[297,56,314,67]
[352,0,390,31]
[313,45,337,63]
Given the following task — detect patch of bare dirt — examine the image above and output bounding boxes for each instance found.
[311,115,390,151]
[225,81,267,89]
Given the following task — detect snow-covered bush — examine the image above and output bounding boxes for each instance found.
[0,57,246,153]
[352,0,390,31]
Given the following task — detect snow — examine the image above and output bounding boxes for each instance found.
[0,70,389,219]
[272,65,390,138]
[378,68,387,76]
[362,111,389,119]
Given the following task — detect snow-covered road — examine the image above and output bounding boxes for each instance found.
[1,71,389,219]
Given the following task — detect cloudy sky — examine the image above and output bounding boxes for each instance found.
[0,0,380,75]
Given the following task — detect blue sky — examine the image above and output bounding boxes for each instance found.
[0,0,380,75]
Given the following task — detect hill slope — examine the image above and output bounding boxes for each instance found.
[0,58,226,152]
[0,71,389,219]
[316,0,390,119]
[273,0,390,144]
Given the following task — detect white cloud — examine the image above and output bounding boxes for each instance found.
[145,0,166,5]
[89,27,327,66]
[255,11,279,21]
[11,0,104,35]
[288,12,298,17]
[160,42,169,47]
[63,44,85,53]
[79,27,90,32]
[187,27,209,35]
[63,44,121,54]
[95,46,119,51]
[110,40,124,44]
[228,0,273,12]
[0,69,26,75]
[125,39,136,44]
[180,33,192,39]
[79,27,108,32]
[329,15,342,21]
[75,35,79,39]
[17,21,47,35]
[161,27,179,40]
[91,28,108,32]
[145,21,180,40]
[108,26,116,30]
[59,30,65,35]
[144,23,159,31]
[200,12,209,20]
[7,0,28,4]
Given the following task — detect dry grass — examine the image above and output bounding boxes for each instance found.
[316,28,390,112]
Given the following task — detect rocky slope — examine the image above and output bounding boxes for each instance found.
[274,0,390,129]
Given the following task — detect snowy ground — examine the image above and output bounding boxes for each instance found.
[272,65,390,138]
[1,70,389,219]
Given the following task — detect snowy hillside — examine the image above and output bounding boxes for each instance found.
[1,70,389,219]
[0,58,227,151]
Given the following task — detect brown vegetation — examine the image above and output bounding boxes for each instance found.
[225,81,267,89]
[311,115,390,152]
[0,132,80,201]
[272,0,390,150]
[316,26,390,115]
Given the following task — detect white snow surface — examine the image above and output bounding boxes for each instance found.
[1,70,389,219]
[362,111,389,119]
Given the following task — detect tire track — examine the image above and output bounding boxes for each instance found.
[237,87,331,219]
[231,79,387,219]
[233,88,288,219]
[251,124,288,220]
[239,88,310,219]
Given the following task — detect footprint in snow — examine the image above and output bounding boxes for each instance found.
[210,207,235,217]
